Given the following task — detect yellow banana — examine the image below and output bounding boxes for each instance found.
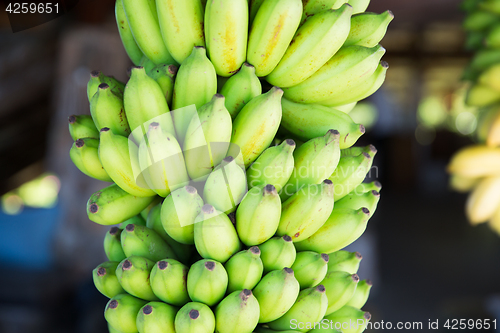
[487,108,500,147]
[266,4,353,88]
[466,83,500,107]
[447,145,500,177]
[466,176,500,225]
[247,0,303,77]
[449,174,481,193]
[204,0,249,76]
[343,11,394,48]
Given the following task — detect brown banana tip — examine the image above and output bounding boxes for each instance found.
[90,70,101,77]
[143,305,153,315]
[282,235,292,242]
[122,260,132,270]
[242,289,252,296]
[387,10,394,18]
[374,180,382,188]
[381,61,389,68]
[168,65,178,75]
[328,129,340,136]
[204,261,215,271]
[250,246,261,255]
[194,46,206,50]
[359,124,366,134]
[362,207,370,215]
[98,83,109,89]
[89,203,98,214]
[368,144,377,153]
[284,267,294,274]
[109,227,119,235]
[364,312,372,321]
[108,300,118,309]
[243,62,254,68]
[125,224,135,232]
[366,279,373,286]
[323,179,333,185]
[133,66,144,70]
[100,127,110,132]
[149,122,159,129]
[158,261,168,270]
[223,156,234,163]
[285,139,296,146]
[202,204,214,214]
[97,267,106,276]
[264,184,277,194]
[372,190,380,197]
[189,309,200,320]
[321,253,329,263]
[352,274,360,282]
[316,285,326,293]
[68,115,76,124]
[362,152,371,159]
[355,252,363,260]
[186,185,197,194]
[75,139,85,148]
[214,93,224,98]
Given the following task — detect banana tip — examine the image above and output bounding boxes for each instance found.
[381,61,389,69]
[316,285,326,293]
[125,224,135,232]
[321,253,329,263]
[189,309,200,320]
[97,267,106,276]
[352,274,360,282]
[109,227,119,235]
[143,305,153,315]
[361,207,370,215]
[186,185,197,194]
[362,152,371,159]
[359,124,366,134]
[264,184,277,195]
[100,127,110,133]
[98,83,109,90]
[364,312,372,321]
[90,70,101,78]
[122,260,132,270]
[366,279,373,286]
[240,289,252,300]
[355,252,363,260]
[250,246,261,255]
[107,299,118,309]
[158,260,168,270]
[285,139,296,146]
[68,115,76,124]
[372,190,380,197]
[202,204,215,214]
[374,180,382,189]
[204,261,216,271]
[223,156,234,163]
[282,235,292,242]
[284,267,294,274]
[323,179,333,185]
[89,203,98,214]
[75,139,85,148]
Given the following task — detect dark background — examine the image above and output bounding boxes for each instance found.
[1,0,499,332]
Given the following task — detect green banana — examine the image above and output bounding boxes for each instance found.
[259,235,296,273]
[467,83,500,107]
[291,251,329,289]
[344,11,394,48]
[249,0,266,23]
[136,302,177,333]
[203,156,247,214]
[174,302,216,333]
[236,185,282,246]
[467,49,500,79]
[281,130,340,200]
[479,0,500,15]
[277,180,335,242]
[280,97,365,147]
[253,267,300,323]
[105,294,148,333]
[329,152,374,201]
[247,0,303,77]
[139,55,157,74]
[146,203,192,264]
[171,46,217,141]
[116,256,159,301]
[219,63,262,119]
[334,189,380,214]
[267,285,328,332]
[204,0,248,76]
[87,70,125,102]
[93,261,125,298]
[340,144,377,158]
[147,64,177,108]
[327,251,362,274]
[104,227,127,262]
[465,31,486,50]
[121,0,176,65]
[87,184,156,225]
[321,306,371,333]
[90,84,130,137]
[70,138,113,182]
[183,94,232,181]
[193,204,241,262]
[156,0,205,64]
[266,4,353,88]
[231,86,283,167]
[121,223,178,261]
[99,128,156,197]
[187,259,228,306]
[138,122,190,197]
[246,139,295,192]
[68,115,99,140]
[348,0,371,14]
[224,246,264,293]
[300,0,345,22]
[319,60,388,107]
[295,208,371,254]
[107,323,123,333]
[346,279,372,308]
[124,66,174,144]
[150,259,190,306]
[478,63,500,91]
[161,186,204,245]
[321,271,359,315]
[214,289,260,333]
[115,0,143,66]
[283,45,386,104]
[354,180,382,193]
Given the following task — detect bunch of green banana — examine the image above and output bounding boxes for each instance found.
[68,2,398,332]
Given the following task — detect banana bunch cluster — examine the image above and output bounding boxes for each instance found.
[66,0,395,331]
[447,0,500,233]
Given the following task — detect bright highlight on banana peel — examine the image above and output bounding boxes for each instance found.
[67,0,395,331]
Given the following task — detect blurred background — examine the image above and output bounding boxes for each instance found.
[1,0,500,332]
